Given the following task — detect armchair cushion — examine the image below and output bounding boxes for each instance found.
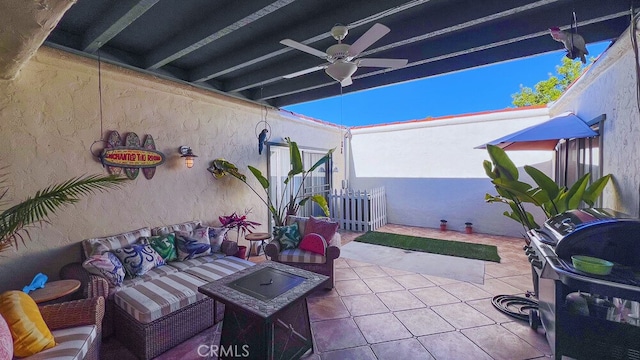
[0,314,12,359]
[304,216,339,242]
[299,233,327,255]
[0,291,56,357]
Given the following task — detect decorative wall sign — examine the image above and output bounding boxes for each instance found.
[101,131,166,180]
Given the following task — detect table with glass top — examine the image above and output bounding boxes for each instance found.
[198,261,328,360]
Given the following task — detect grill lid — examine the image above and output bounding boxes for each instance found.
[542,209,640,266]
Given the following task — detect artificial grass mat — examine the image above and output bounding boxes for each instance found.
[354,231,501,263]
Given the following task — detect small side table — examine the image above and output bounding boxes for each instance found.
[29,279,81,304]
[245,232,271,260]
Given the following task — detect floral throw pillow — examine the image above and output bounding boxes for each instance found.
[82,252,126,286]
[208,227,229,253]
[140,234,177,262]
[174,231,211,261]
[273,222,301,250]
[113,243,165,277]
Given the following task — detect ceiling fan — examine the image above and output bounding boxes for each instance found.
[280,23,408,87]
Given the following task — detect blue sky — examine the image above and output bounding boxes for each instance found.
[284,42,610,127]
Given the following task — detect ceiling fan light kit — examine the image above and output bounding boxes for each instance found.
[281,23,408,87]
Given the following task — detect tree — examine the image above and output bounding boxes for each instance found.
[511,57,586,107]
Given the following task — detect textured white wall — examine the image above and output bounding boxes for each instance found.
[550,22,640,217]
[0,47,343,290]
[348,108,552,237]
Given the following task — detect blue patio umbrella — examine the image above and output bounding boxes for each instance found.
[475,112,598,151]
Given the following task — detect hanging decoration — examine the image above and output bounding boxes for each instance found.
[255,106,271,155]
[100,131,166,180]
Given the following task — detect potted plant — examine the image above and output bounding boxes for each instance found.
[208,138,333,227]
[440,219,447,231]
[219,209,261,258]
[483,144,611,233]
[465,222,473,234]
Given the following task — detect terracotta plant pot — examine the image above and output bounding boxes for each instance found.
[465,222,473,234]
[234,245,247,259]
[440,220,447,231]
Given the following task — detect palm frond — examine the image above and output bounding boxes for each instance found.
[0,174,127,251]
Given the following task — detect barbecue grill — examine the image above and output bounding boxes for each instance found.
[525,208,640,359]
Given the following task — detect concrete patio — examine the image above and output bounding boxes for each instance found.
[101,224,552,359]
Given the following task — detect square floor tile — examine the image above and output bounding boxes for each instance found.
[334,279,372,296]
[440,282,493,301]
[335,267,360,281]
[423,274,461,285]
[418,331,492,360]
[499,275,535,293]
[334,258,350,268]
[362,277,404,293]
[376,290,425,311]
[319,346,377,360]
[393,274,436,289]
[394,308,454,336]
[345,259,372,268]
[352,265,388,279]
[354,313,412,343]
[411,287,461,306]
[466,298,515,323]
[371,338,434,360]
[462,324,543,360]
[431,302,494,329]
[471,278,523,296]
[311,318,367,352]
[307,296,350,321]
[341,294,389,316]
[380,266,416,277]
[501,321,553,356]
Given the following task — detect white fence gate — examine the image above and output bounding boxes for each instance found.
[329,187,387,232]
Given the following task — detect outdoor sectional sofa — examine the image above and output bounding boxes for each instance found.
[61,220,255,360]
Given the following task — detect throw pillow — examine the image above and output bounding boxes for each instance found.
[304,216,339,242]
[140,234,177,262]
[273,222,301,250]
[298,233,327,255]
[0,315,13,360]
[174,231,212,261]
[207,227,229,253]
[0,291,55,357]
[113,243,165,277]
[82,252,126,287]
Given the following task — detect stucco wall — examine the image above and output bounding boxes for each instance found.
[550,22,640,217]
[348,108,552,237]
[0,47,343,290]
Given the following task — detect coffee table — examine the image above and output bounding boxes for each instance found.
[198,261,328,360]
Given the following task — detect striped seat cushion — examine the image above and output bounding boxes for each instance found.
[114,272,207,324]
[183,257,255,282]
[26,325,97,360]
[165,254,225,272]
[82,227,151,258]
[120,265,179,288]
[278,248,326,264]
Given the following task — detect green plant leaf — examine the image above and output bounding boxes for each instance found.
[583,174,612,206]
[483,160,497,179]
[525,165,560,200]
[565,173,590,209]
[286,138,304,176]
[308,148,335,173]
[247,166,269,189]
[299,194,330,216]
[487,144,518,181]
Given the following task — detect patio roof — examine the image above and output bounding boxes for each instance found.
[10,0,636,107]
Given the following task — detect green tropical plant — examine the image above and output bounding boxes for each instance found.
[0,173,128,252]
[483,144,611,232]
[208,138,334,227]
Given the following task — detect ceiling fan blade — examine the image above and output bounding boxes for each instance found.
[280,39,327,59]
[283,65,326,79]
[358,58,408,69]
[340,77,353,87]
[348,23,390,58]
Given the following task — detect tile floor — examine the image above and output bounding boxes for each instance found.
[102,224,553,359]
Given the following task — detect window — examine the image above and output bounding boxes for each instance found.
[267,144,332,226]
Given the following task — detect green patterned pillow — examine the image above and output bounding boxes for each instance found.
[140,234,177,262]
[274,222,301,250]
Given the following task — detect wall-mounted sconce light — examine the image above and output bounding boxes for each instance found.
[332,166,339,173]
[179,146,198,168]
